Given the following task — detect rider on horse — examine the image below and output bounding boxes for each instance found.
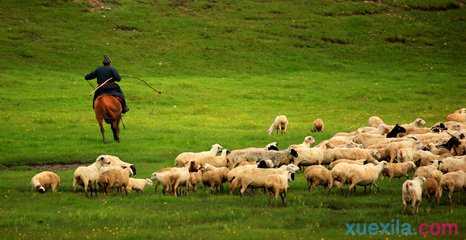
[85,55,129,113]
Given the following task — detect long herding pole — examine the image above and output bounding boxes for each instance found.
[89,77,113,96]
[125,75,162,94]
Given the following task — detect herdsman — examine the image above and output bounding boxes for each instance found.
[85,55,129,113]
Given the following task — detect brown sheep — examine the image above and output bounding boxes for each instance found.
[98,167,133,195]
[423,177,441,205]
[311,118,324,132]
[304,165,333,192]
[382,161,416,180]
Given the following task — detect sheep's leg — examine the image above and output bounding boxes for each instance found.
[280,191,287,206]
[173,180,180,197]
[240,183,249,197]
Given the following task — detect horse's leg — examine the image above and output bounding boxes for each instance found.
[96,115,105,143]
[111,119,120,143]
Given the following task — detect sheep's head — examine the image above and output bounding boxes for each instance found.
[371,150,382,160]
[387,124,406,138]
[97,155,136,176]
[289,149,298,159]
[283,164,299,173]
[266,142,279,151]
[304,136,316,146]
[36,186,46,193]
[121,165,134,177]
[145,178,154,186]
[211,144,224,155]
[414,118,426,127]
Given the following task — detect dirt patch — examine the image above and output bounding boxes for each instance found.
[405,2,461,12]
[114,24,140,32]
[25,162,85,171]
[321,37,350,45]
[323,8,384,17]
[385,36,407,44]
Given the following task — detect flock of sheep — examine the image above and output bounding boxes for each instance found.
[31,108,466,212]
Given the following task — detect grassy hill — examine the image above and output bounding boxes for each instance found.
[1,0,465,165]
[0,1,465,239]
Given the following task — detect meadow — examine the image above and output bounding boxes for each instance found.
[0,0,465,239]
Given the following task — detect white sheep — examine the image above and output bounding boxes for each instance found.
[347,161,387,193]
[73,155,135,196]
[331,162,365,189]
[402,176,426,214]
[31,171,60,193]
[414,161,443,182]
[267,115,288,135]
[328,159,367,169]
[175,143,223,167]
[438,157,466,173]
[127,178,153,192]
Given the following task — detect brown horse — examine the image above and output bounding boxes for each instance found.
[94,95,122,143]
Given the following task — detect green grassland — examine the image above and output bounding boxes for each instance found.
[0,0,465,239]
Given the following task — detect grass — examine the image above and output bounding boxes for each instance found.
[0,0,465,239]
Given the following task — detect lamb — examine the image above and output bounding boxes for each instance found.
[167,166,192,196]
[311,118,324,132]
[73,155,135,196]
[402,176,426,214]
[188,170,203,192]
[175,143,223,167]
[267,115,288,135]
[200,163,230,192]
[304,165,333,192]
[423,177,441,205]
[328,159,367,169]
[98,166,134,194]
[368,116,384,128]
[347,161,387,192]
[382,161,416,180]
[126,178,153,192]
[414,161,443,182]
[439,170,465,204]
[151,169,173,194]
[31,171,60,193]
[438,157,466,173]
